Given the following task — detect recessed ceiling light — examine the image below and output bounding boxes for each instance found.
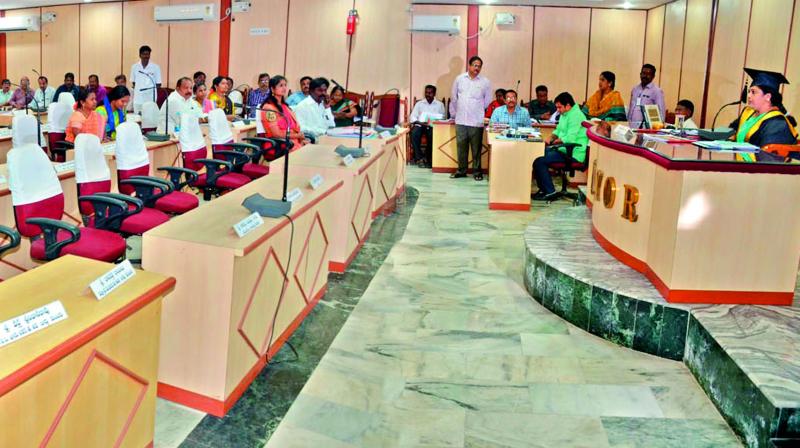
[622,1,633,8]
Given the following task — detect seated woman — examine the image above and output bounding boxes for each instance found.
[190,83,214,120]
[260,75,308,149]
[583,71,626,121]
[330,86,358,127]
[66,88,106,143]
[95,85,130,140]
[208,76,234,119]
[730,68,798,161]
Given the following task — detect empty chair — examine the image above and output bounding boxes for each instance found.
[74,134,169,235]
[58,92,76,107]
[141,101,159,133]
[179,112,249,200]
[47,100,74,162]
[229,89,244,117]
[8,143,126,262]
[208,109,267,179]
[115,121,199,214]
[0,226,21,257]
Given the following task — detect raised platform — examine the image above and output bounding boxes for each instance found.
[523,206,800,448]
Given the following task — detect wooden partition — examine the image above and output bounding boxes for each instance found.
[79,2,122,84]
[122,0,170,87]
[531,7,590,104]
[409,4,468,101]
[588,9,647,104]
[41,5,79,82]
[228,0,289,88]
[658,0,687,114]
[4,8,40,84]
[644,5,665,68]
[478,5,533,101]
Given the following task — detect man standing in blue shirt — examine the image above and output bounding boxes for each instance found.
[489,90,530,128]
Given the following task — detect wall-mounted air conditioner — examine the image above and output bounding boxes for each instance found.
[0,16,40,33]
[410,15,461,34]
[154,3,217,24]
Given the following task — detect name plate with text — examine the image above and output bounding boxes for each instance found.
[233,212,264,238]
[90,260,136,300]
[309,174,325,190]
[54,160,75,173]
[342,154,355,167]
[286,187,304,203]
[0,301,68,347]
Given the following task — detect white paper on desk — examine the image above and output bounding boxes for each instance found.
[232,121,246,128]
[90,260,136,301]
[233,212,264,238]
[53,160,75,173]
[286,187,303,203]
[0,300,68,348]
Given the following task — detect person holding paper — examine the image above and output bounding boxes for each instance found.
[489,90,531,128]
[409,84,445,167]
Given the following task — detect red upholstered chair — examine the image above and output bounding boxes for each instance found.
[179,112,250,200]
[207,109,267,179]
[0,225,21,257]
[546,143,590,205]
[115,121,199,214]
[74,134,169,235]
[8,143,126,262]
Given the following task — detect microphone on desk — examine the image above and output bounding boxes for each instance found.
[241,105,293,218]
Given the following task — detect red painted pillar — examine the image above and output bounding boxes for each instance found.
[218,0,232,76]
[0,10,6,80]
[466,5,479,66]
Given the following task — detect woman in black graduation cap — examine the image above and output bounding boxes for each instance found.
[730,68,798,157]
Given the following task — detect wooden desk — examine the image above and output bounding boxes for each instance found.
[431,121,489,174]
[0,255,175,448]
[142,170,342,416]
[271,144,382,273]
[586,125,800,305]
[487,134,545,211]
[0,110,48,128]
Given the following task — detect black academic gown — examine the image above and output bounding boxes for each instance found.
[729,112,798,161]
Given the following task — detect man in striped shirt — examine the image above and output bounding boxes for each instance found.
[489,90,530,129]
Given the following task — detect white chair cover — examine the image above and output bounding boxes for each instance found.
[8,143,62,206]
[229,90,244,116]
[12,109,27,117]
[47,101,72,133]
[256,109,265,134]
[141,101,160,129]
[114,122,150,170]
[58,92,76,106]
[179,112,206,153]
[208,108,233,144]
[74,134,111,184]
[12,115,39,148]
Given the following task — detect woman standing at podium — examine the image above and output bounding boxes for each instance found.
[260,75,307,149]
[730,68,798,159]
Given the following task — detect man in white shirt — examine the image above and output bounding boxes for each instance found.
[157,77,194,135]
[33,76,56,110]
[294,77,335,139]
[409,84,445,167]
[130,45,162,113]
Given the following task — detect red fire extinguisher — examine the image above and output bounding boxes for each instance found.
[346,9,358,35]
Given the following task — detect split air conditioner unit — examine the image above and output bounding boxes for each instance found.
[0,16,40,33]
[154,3,217,24]
[410,15,461,34]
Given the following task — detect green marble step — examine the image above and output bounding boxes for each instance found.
[523,206,800,448]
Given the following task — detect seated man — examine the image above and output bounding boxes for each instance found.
[532,92,588,201]
[484,88,506,119]
[10,76,33,109]
[157,77,194,134]
[673,99,698,129]
[33,76,56,109]
[114,74,127,87]
[528,84,556,121]
[409,84,446,167]
[87,74,107,104]
[0,79,12,107]
[54,72,81,102]
[489,90,531,128]
[193,71,206,88]
[293,77,335,138]
[287,76,312,107]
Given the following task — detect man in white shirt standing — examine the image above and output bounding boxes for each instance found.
[157,77,194,135]
[294,77,335,139]
[130,45,162,113]
[449,56,492,180]
[409,84,445,168]
[33,76,56,110]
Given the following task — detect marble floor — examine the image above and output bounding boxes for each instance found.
[156,168,742,447]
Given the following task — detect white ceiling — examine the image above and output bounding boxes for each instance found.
[413,0,669,9]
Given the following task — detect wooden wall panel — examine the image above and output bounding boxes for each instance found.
[229,0,288,88]
[349,0,411,98]
[531,7,590,104]
[4,8,41,84]
[41,5,79,83]
[704,0,751,127]
[784,0,800,119]
[285,0,352,93]
[79,2,122,85]
[677,0,712,111]
[167,0,218,87]
[644,5,665,73]
[660,0,686,109]
[478,5,533,101]
[409,4,468,101]
[122,0,169,86]
[589,9,647,105]
[745,0,793,73]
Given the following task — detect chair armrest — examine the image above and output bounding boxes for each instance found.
[195,158,233,184]
[120,177,171,206]
[94,192,144,214]
[243,137,278,147]
[212,150,251,167]
[25,218,80,260]
[302,132,317,144]
[158,166,199,191]
[78,195,130,231]
[228,142,263,164]
[53,140,74,149]
[0,225,21,257]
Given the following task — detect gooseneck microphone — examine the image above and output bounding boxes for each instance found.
[711,82,748,129]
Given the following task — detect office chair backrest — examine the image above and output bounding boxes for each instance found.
[74,134,112,214]
[47,101,72,133]
[115,121,150,170]
[179,112,206,152]
[8,143,65,236]
[229,90,244,115]
[58,92,76,106]
[208,108,234,145]
[141,101,160,129]
[255,109,265,134]
[12,115,38,148]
